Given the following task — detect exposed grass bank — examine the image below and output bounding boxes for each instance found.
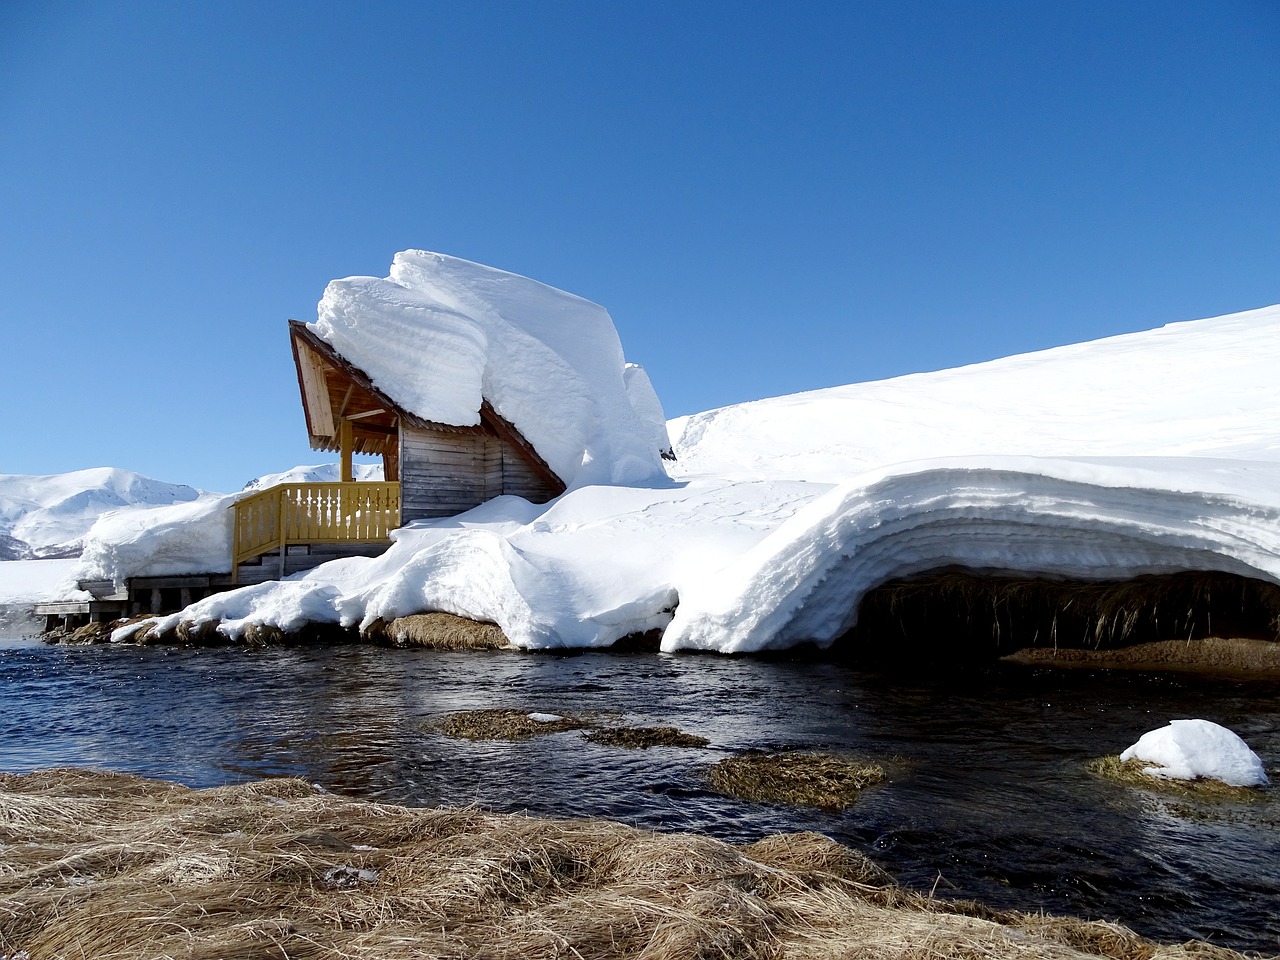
[585,725,710,749]
[1088,756,1270,802]
[438,710,710,749]
[839,570,1280,666]
[1005,637,1280,677]
[0,769,1249,960]
[437,708,587,740]
[40,570,1280,681]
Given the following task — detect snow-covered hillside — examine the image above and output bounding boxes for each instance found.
[670,304,1280,482]
[133,301,1280,654]
[0,468,205,560]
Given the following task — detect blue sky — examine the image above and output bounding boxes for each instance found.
[3,1,1277,493]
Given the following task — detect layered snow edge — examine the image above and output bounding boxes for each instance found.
[132,456,1280,652]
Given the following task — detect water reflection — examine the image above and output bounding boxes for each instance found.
[0,638,1276,952]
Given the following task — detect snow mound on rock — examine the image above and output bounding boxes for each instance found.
[1120,719,1269,787]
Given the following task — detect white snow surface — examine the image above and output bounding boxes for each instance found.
[244,462,383,490]
[312,250,669,487]
[0,560,88,604]
[0,467,202,558]
[132,301,1280,655]
[73,466,387,592]
[1120,719,1269,787]
[671,304,1280,482]
[77,493,238,590]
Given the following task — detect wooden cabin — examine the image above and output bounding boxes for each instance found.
[288,320,565,517]
[231,322,567,583]
[38,318,575,626]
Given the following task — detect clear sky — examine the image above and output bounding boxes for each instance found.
[2,1,1277,493]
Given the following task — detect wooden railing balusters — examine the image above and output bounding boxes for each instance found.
[230,482,401,581]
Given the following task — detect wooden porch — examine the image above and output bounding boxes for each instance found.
[36,480,404,630]
[231,480,401,581]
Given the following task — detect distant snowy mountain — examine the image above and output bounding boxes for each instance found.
[0,468,207,559]
[243,463,383,491]
[0,464,379,612]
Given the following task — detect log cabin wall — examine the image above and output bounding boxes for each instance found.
[500,440,560,502]
[399,425,491,522]
[399,423,561,523]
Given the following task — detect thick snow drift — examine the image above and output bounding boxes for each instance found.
[126,300,1280,655]
[671,304,1280,482]
[1120,719,1269,787]
[313,251,669,487]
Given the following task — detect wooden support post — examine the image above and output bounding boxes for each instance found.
[340,418,354,483]
[150,589,162,615]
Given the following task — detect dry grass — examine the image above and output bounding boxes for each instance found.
[371,613,511,650]
[1087,757,1268,802]
[584,725,710,749]
[707,752,888,810]
[437,709,586,740]
[1004,637,1280,676]
[0,768,1246,960]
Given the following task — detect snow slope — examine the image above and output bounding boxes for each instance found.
[313,251,669,488]
[136,301,1280,654]
[671,304,1280,482]
[0,468,203,558]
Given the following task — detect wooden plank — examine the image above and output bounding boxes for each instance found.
[296,342,336,438]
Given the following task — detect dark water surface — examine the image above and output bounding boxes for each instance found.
[1,636,1277,953]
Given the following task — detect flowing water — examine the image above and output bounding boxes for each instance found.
[1,634,1277,953]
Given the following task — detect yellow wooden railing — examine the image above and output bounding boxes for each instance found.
[231,482,401,578]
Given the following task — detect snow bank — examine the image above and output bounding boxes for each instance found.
[92,297,1280,655]
[77,495,237,590]
[671,304,1280,482]
[1120,719,1269,787]
[313,251,669,487]
[662,456,1280,652]
[145,479,823,646]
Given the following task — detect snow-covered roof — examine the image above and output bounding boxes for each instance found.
[307,251,671,489]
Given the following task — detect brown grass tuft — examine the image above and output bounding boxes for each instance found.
[0,769,1253,960]
[1004,637,1280,677]
[437,708,585,740]
[373,612,511,650]
[707,752,887,810]
[1087,756,1267,802]
[584,725,710,749]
